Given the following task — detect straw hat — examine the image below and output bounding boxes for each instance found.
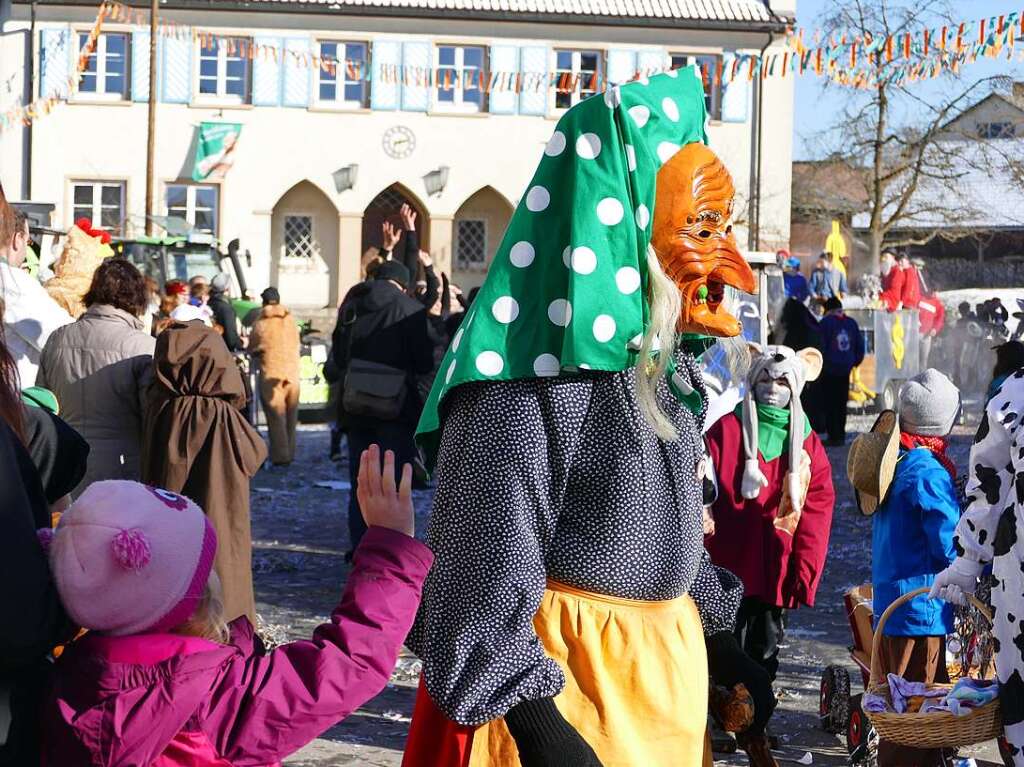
[847,410,900,516]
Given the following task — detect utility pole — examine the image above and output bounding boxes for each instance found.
[144,0,157,235]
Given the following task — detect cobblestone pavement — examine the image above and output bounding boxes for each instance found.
[251,420,1001,766]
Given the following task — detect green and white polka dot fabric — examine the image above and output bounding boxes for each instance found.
[417,67,709,463]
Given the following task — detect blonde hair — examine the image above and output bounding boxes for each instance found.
[173,571,230,644]
[635,248,682,442]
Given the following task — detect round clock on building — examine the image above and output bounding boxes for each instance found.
[383,126,416,159]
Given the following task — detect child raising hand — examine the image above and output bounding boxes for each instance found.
[44,448,432,765]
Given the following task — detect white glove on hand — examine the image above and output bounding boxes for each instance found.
[741,459,769,500]
[928,558,983,606]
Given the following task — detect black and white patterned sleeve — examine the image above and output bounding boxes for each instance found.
[407,379,586,726]
[688,550,742,636]
[955,373,1023,565]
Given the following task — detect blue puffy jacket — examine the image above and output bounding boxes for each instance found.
[872,448,958,636]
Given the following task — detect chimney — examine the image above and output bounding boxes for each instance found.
[1013,82,1024,107]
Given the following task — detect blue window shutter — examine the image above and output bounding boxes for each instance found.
[161,35,191,103]
[253,36,283,106]
[637,49,668,78]
[721,52,749,123]
[606,49,637,86]
[40,27,71,99]
[371,40,400,111]
[401,40,430,112]
[282,37,312,107]
[517,45,548,116]
[489,45,518,115]
[132,31,151,102]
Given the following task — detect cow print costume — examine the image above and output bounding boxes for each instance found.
[954,370,1024,761]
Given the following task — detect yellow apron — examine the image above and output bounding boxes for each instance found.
[469,581,708,767]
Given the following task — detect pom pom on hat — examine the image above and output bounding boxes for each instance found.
[111,529,152,571]
[37,527,54,552]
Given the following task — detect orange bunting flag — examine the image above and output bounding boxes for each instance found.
[923,29,930,56]
[885,35,894,61]
[903,33,910,58]
[979,18,986,45]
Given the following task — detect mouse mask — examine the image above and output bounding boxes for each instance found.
[740,345,824,526]
[651,143,756,338]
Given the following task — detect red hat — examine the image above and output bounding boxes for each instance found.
[74,217,112,244]
[165,280,188,296]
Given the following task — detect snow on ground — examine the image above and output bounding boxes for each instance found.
[253,423,1001,766]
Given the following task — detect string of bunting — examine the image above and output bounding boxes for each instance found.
[5,1,1024,132]
[0,2,108,131]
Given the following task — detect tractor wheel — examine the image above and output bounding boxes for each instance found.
[880,380,902,412]
[819,665,851,733]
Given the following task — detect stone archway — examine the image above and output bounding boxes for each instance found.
[452,186,514,290]
[361,183,429,279]
[270,181,339,308]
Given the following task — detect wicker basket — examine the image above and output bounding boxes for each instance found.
[865,586,1002,748]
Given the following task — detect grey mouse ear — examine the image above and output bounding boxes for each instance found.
[797,348,824,382]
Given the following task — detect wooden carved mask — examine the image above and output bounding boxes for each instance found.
[651,143,756,337]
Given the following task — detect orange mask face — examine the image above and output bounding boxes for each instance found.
[651,143,756,337]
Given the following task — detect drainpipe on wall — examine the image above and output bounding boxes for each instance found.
[747,30,773,252]
[24,0,35,199]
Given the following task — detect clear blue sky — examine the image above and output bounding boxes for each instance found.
[793,0,1024,159]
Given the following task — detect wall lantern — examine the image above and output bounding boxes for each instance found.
[423,166,449,197]
[332,164,359,193]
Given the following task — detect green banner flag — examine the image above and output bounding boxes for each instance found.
[192,122,242,182]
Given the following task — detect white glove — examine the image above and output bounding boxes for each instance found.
[741,459,769,500]
[928,558,983,606]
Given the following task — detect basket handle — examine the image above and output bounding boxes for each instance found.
[868,586,993,688]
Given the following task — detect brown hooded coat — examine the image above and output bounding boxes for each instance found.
[141,321,267,623]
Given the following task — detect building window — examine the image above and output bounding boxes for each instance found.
[435,45,486,113]
[317,41,368,108]
[72,181,125,232]
[198,37,251,103]
[78,32,130,100]
[166,183,219,235]
[554,49,602,110]
[978,121,1016,139]
[456,219,487,270]
[671,53,722,121]
[284,215,319,260]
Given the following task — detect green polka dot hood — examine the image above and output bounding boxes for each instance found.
[417,68,712,465]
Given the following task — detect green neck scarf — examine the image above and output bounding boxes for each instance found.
[416,69,711,467]
[734,402,811,463]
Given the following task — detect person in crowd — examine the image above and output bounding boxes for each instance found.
[37,258,156,493]
[808,253,846,305]
[771,299,825,433]
[142,319,266,623]
[249,287,301,466]
[705,347,834,703]
[332,260,433,556]
[782,256,809,303]
[0,279,77,766]
[188,274,209,304]
[45,219,111,318]
[0,209,73,387]
[918,295,945,370]
[879,250,904,310]
[207,272,243,352]
[166,279,189,305]
[931,368,1024,764]
[986,340,1024,404]
[42,453,433,766]
[817,296,864,445]
[142,276,161,334]
[899,253,922,310]
[849,370,960,766]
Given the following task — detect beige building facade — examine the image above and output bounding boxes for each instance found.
[1,0,795,307]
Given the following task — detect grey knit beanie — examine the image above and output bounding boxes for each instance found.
[898,369,960,436]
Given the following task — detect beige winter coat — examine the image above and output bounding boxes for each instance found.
[37,304,156,494]
[249,304,301,382]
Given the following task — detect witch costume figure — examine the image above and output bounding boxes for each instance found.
[402,70,757,767]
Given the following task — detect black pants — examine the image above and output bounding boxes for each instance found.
[734,597,786,683]
[707,630,776,737]
[346,421,417,551]
[819,370,851,444]
[801,382,825,434]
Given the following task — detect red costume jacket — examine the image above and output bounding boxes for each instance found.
[901,266,922,309]
[918,294,945,335]
[880,267,905,311]
[705,412,835,609]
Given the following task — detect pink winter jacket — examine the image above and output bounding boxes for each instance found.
[43,526,433,767]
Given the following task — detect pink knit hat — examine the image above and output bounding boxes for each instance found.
[50,480,217,636]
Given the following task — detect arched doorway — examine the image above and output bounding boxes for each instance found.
[452,186,514,290]
[361,184,429,278]
[270,181,339,308]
